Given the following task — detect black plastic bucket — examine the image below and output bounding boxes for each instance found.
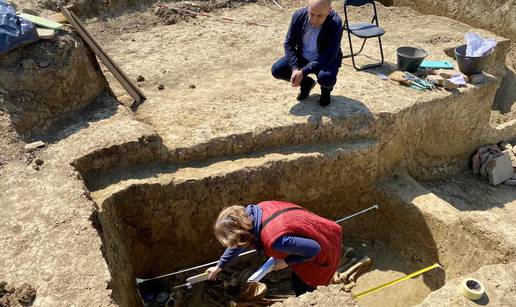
[454,44,493,74]
[396,47,428,72]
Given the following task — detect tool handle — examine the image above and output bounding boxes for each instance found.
[247,257,277,283]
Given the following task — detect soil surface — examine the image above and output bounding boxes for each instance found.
[1,1,515,307]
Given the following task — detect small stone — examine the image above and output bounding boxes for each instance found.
[136,75,145,82]
[32,164,39,171]
[361,243,367,247]
[38,61,49,68]
[486,153,515,185]
[157,84,165,90]
[34,158,44,166]
[189,84,196,89]
[21,58,37,70]
[24,141,46,152]
[467,73,485,84]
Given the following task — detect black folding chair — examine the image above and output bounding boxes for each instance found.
[342,0,385,70]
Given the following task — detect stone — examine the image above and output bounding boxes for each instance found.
[21,58,38,70]
[486,154,515,185]
[32,164,39,171]
[136,75,145,82]
[157,84,165,90]
[34,158,44,166]
[479,152,490,166]
[503,149,516,168]
[472,154,481,174]
[189,84,196,89]
[38,61,50,68]
[499,141,511,151]
[477,146,489,155]
[24,141,46,152]
[467,73,485,84]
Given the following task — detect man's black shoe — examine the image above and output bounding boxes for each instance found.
[296,77,316,100]
[319,87,331,107]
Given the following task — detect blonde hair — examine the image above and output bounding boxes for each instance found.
[214,206,254,248]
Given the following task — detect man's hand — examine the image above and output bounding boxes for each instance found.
[206,266,222,280]
[274,259,289,271]
[290,69,304,87]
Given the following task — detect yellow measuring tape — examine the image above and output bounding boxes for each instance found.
[353,263,442,299]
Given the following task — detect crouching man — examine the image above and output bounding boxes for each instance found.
[271,0,343,106]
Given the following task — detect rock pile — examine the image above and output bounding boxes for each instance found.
[472,141,516,186]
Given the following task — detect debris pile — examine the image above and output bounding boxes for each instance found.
[152,0,256,25]
[0,281,36,307]
[472,141,516,186]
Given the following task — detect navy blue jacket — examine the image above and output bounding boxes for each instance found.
[284,7,343,75]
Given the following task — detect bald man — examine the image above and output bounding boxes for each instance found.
[271,0,342,106]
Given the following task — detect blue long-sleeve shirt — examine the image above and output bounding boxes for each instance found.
[217,205,321,268]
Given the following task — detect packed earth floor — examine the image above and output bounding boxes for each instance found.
[1,0,515,307]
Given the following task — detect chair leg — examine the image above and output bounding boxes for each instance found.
[352,36,385,71]
[342,38,367,59]
[378,36,384,66]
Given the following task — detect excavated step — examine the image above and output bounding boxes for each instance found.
[89,138,379,205]
[376,173,516,280]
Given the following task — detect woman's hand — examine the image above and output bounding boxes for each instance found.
[206,266,222,280]
[274,258,289,271]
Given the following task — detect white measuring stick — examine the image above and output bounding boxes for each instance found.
[335,204,378,224]
[136,249,257,284]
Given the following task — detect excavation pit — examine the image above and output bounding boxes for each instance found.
[96,169,446,307]
[2,1,515,306]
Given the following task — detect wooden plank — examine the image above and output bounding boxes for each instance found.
[18,13,63,30]
[62,9,146,103]
[47,12,68,24]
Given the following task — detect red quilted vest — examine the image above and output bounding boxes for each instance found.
[258,201,342,288]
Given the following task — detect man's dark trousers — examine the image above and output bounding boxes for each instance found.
[271,56,339,90]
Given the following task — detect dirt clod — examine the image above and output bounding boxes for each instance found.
[0,282,36,307]
[157,84,165,90]
[136,75,145,82]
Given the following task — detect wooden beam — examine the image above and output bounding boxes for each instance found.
[62,8,146,104]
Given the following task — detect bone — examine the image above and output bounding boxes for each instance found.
[338,257,358,273]
[343,281,356,292]
[349,261,372,282]
[338,256,372,283]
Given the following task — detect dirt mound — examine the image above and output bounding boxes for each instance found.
[0,27,109,137]
[36,0,154,17]
[0,282,36,307]
[152,0,257,25]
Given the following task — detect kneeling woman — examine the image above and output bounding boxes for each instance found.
[206,200,342,296]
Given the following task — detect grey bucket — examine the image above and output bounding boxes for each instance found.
[454,44,493,74]
[396,47,428,72]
